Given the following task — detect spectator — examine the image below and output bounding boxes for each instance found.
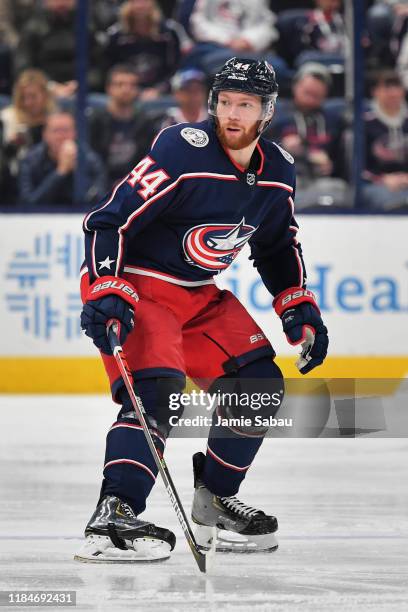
[391,2,408,88]
[300,0,346,55]
[366,2,408,72]
[0,1,40,48]
[362,71,408,211]
[91,0,123,35]
[88,64,156,184]
[397,32,408,88]
[189,0,278,54]
[18,111,106,207]
[0,1,40,46]
[0,0,35,92]
[105,0,190,100]
[385,1,408,57]
[0,69,56,181]
[267,63,347,209]
[185,0,293,94]
[160,68,208,127]
[15,0,104,98]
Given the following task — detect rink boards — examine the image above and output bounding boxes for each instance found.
[0,214,407,392]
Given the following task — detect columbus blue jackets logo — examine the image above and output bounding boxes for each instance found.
[183,218,257,271]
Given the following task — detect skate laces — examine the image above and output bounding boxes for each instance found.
[219,496,260,518]
[116,500,135,520]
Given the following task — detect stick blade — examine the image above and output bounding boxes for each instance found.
[191,544,206,573]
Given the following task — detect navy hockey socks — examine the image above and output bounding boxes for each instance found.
[203,412,263,497]
[202,357,284,496]
[101,416,165,515]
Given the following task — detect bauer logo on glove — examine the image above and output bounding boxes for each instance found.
[273,287,329,374]
[90,279,139,302]
[80,276,137,355]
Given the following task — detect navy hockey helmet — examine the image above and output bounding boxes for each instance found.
[208,57,279,134]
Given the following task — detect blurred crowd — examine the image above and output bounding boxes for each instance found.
[0,0,407,212]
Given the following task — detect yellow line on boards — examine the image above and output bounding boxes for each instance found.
[274,356,408,379]
[0,358,110,394]
[0,356,407,393]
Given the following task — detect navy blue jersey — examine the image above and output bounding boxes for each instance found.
[83,120,306,297]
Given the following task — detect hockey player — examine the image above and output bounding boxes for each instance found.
[76,57,329,563]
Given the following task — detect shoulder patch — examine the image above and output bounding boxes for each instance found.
[180,127,209,148]
[273,143,294,164]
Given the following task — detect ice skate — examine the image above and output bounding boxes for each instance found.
[191,453,278,553]
[74,496,176,563]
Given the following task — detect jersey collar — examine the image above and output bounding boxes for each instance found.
[222,142,265,176]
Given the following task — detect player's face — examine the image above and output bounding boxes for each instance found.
[216,91,264,150]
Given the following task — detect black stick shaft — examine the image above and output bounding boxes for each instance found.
[107,321,206,573]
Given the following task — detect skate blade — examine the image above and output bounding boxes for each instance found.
[74,535,171,563]
[195,525,279,554]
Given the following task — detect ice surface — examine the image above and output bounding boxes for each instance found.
[0,395,407,611]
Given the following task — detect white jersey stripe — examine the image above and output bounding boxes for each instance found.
[258,181,293,192]
[293,245,304,286]
[108,423,166,446]
[119,172,238,232]
[80,265,215,287]
[84,175,129,232]
[103,458,156,481]
[84,174,294,285]
[150,122,185,149]
[207,445,251,472]
[91,231,98,278]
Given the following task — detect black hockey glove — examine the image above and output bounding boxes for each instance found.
[273,287,328,375]
[81,276,138,355]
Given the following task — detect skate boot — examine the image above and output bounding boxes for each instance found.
[74,496,176,563]
[191,452,278,553]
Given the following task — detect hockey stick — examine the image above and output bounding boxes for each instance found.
[106,320,207,573]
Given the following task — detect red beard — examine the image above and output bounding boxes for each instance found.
[216,121,259,150]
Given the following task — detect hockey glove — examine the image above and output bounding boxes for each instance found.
[273,287,328,375]
[81,276,138,355]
